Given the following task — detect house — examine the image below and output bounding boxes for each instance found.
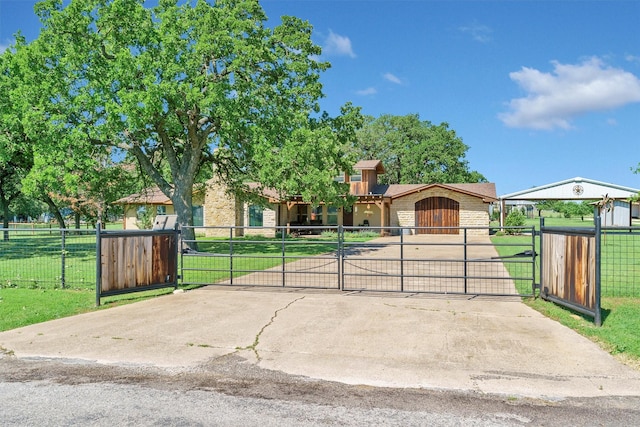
[115,161,497,235]
[114,186,205,230]
[202,160,497,236]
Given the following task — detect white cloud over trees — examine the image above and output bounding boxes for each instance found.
[322,30,356,58]
[499,57,640,130]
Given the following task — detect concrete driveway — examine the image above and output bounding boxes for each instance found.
[1,286,639,400]
[222,234,521,295]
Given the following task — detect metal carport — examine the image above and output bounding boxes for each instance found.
[498,176,639,227]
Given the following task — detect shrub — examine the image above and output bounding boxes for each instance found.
[504,209,526,234]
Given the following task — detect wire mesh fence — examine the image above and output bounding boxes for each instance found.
[180,226,342,289]
[600,227,640,297]
[181,226,536,296]
[1,224,639,298]
[0,228,96,290]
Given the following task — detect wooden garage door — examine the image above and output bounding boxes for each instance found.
[415,197,459,234]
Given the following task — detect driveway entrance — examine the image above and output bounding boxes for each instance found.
[182,227,536,297]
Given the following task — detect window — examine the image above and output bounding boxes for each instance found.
[156,205,167,215]
[334,173,345,182]
[249,205,264,227]
[350,173,362,182]
[310,206,322,223]
[192,206,203,227]
[327,207,338,225]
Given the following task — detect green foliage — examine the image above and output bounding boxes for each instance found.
[352,114,486,184]
[504,209,526,233]
[24,0,363,241]
[0,41,35,227]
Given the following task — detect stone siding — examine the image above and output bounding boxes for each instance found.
[390,188,490,235]
[203,179,243,237]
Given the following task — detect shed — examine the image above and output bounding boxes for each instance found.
[499,177,640,227]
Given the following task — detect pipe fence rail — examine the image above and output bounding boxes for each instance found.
[1,224,639,300]
[181,225,536,297]
[0,227,96,290]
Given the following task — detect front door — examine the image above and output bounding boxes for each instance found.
[343,209,353,227]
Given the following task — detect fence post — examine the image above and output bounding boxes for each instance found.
[60,229,66,289]
[282,226,286,287]
[463,228,468,294]
[595,215,602,327]
[538,217,544,298]
[531,225,537,296]
[95,223,101,307]
[229,227,234,285]
[338,225,343,291]
[400,227,404,292]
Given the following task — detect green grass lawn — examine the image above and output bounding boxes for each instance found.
[0,287,175,332]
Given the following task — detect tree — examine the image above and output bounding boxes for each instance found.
[0,39,35,238]
[25,0,361,244]
[353,114,486,185]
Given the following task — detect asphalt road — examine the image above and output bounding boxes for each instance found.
[2,354,640,426]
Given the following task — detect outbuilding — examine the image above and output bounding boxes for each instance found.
[499,177,640,227]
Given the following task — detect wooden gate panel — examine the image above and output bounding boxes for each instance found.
[541,228,599,325]
[542,233,595,309]
[98,231,178,302]
[152,234,177,284]
[415,197,459,234]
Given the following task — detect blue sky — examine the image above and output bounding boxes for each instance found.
[2,0,640,195]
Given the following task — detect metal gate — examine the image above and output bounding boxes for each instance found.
[540,225,601,325]
[180,226,536,297]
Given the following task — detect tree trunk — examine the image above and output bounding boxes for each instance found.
[171,185,197,251]
[42,193,66,229]
[1,195,9,241]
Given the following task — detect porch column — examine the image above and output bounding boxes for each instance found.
[286,201,295,235]
[375,200,385,236]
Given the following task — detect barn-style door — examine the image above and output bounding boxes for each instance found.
[415,197,460,234]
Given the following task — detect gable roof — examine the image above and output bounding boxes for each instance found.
[114,187,172,205]
[500,177,640,201]
[373,182,497,202]
[353,159,385,174]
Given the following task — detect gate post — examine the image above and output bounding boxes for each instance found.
[400,228,404,292]
[60,228,66,289]
[281,226,286,287]
[95,223,102,306]
[463,228,468,294]
[538,217,544,299]
[338,225,344,291]
[595,215,602,326]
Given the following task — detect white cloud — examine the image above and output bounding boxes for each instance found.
[459,23,493,43]
[356,87,377,96]
[383,72,402,85]
[322,30,356,58]
[499,57,640,130]
[625,54,640,64]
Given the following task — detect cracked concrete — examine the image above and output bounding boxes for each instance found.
[1,286,639,399]
[237,296,306,361]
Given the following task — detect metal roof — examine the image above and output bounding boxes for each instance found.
[500,177,640,201]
